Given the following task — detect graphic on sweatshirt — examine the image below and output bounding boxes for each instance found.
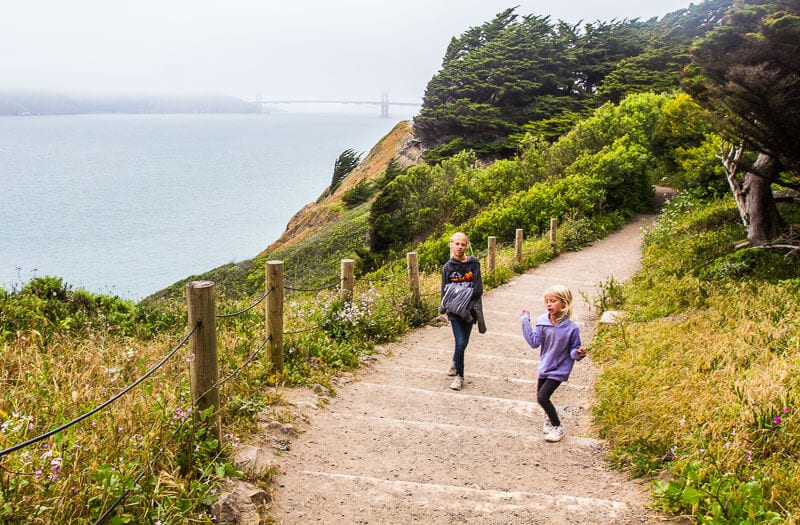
[448,271,474,284]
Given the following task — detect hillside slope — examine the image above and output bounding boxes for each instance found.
[259,120,423,255]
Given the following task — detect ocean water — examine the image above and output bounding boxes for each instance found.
[1,106,419,300]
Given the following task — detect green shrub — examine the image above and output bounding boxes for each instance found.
[0,276,179,343]
[482,266,513,289]
[342,180,376,208]
[653,462,783,524]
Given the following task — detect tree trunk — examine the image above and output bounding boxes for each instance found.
[744,153,786,246]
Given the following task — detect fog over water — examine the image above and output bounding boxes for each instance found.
[1,1,694,103]
[1,108,418,299]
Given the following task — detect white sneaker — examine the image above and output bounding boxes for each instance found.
[543,420,554,434]
[447,362,457,376]
[545,425,565,442]
[449,376,463,390]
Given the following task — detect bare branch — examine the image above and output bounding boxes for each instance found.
[721,142,748,228]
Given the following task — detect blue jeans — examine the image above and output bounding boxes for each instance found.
[450,318,473,378]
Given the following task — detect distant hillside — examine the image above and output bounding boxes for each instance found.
[0,91,259,115]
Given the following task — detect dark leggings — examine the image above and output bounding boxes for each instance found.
[537,377,563,427]
[450,317,473,378]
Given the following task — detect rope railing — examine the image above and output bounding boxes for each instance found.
[93,333,273,523]
[284,279,340,292]
[0,322,199,459]
[216,287,272,318]
[354,269,406,283]
[93,411,190,525]
[282,264,406,292]
[6,222,560,522]
[216,335,271,390]
[3,251,413,520]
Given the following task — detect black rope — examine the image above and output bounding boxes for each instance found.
[283,278,340,292]
[0,323,199,459]
[215,335,271,390]
[216,288,272,318]
[93,409,190,525]
[355,270,406,283]
[95,332,271,523]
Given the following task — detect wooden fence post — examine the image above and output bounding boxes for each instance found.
[340,259,355,300]
[266,260,284,374]
[407,252,420,304]
[185,280,221,441]
[515,228,524,265]
[550,218,558,248]
[487,236,496,273]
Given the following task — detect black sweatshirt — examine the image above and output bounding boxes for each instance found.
[440,256,483,300]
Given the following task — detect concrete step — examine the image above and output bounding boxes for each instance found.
[364,363,592,407]
[308,381,593,437]
[374,344,539,380]
[274,468,643,525]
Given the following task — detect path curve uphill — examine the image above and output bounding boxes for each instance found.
[267,205,682,524]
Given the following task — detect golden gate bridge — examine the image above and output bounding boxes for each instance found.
[253,93,420,118]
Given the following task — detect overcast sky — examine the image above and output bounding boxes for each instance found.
[1,0,694,104]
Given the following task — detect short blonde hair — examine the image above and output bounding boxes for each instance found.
[449,231,468,244]
[544,284,573,319]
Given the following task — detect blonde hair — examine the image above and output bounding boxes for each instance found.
[544,284,573,319]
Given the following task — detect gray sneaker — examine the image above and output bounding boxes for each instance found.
[447,362,457,376]
[449,376,463,390]
[545,425,565,442]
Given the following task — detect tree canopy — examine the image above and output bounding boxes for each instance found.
[689,0,800,244]
[328,148,363,194]
[413,1,733,159]
[690,0,800,186]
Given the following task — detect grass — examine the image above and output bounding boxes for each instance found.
[591,192,800,524]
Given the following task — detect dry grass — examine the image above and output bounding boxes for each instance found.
[592,194,800,523]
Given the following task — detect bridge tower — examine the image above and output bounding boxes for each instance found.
[380,92,389,118]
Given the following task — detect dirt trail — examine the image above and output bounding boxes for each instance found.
[260,192,685,524]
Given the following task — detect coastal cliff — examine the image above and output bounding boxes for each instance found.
[259,119,423,255]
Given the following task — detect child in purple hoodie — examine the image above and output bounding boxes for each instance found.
[521,284,586,442]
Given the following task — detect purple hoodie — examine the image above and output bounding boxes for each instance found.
[521,312,583,381]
